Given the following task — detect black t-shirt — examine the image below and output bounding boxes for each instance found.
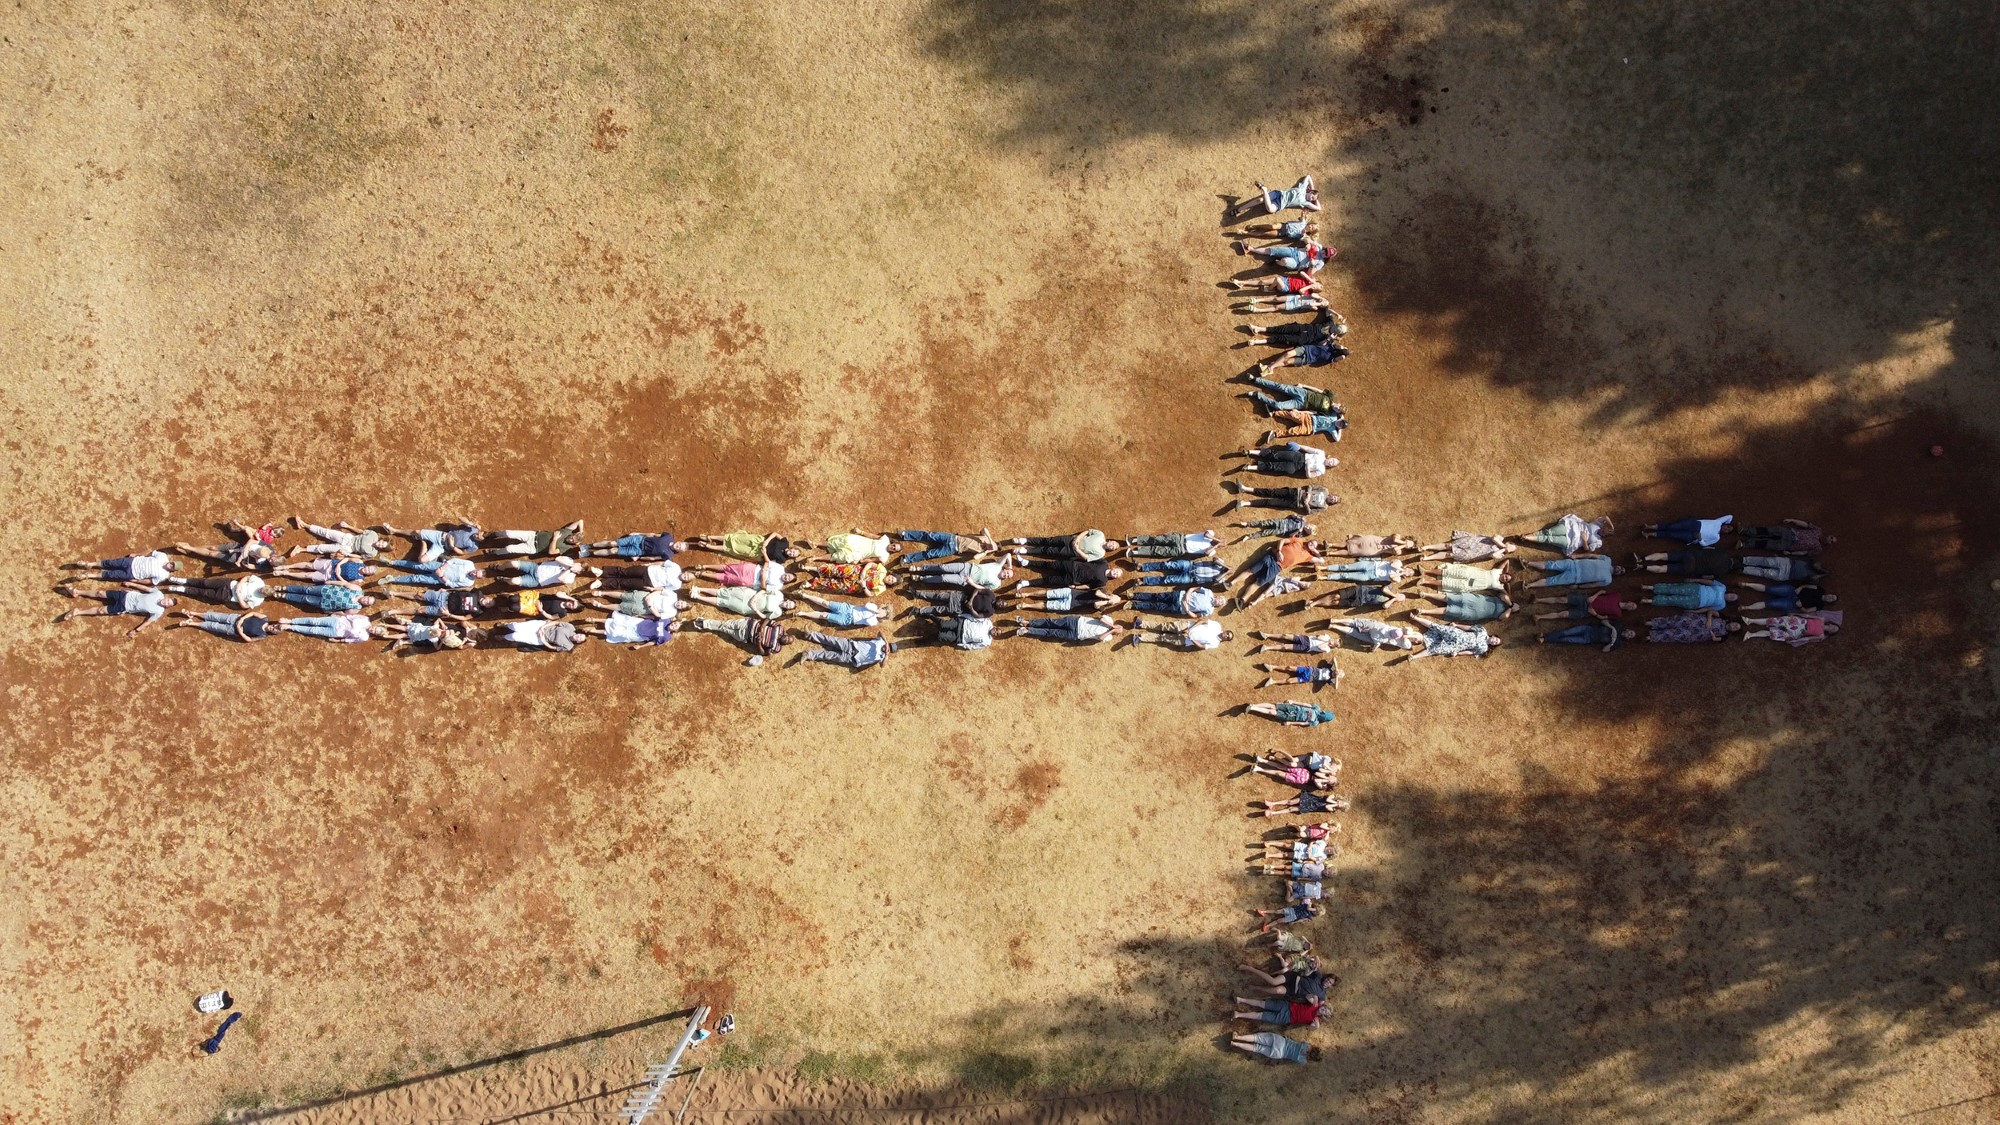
[966,589,997,617]
[445,590,483,616]
[1051,560,1112,587]
[1287,971,1328,1002]
[1797,585,1825,609]
[1677,547,1734,577]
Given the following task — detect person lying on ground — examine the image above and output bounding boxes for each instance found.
[1235,373,1342,414]
[1742,615,1839,646]
[162,574,266,609]
[1240,308,1347,349]
[1258,343,1349,372]
[493,557,590,589]
[1234,292,1330,317]
[1254,791,1347,819]
[1522,555,1621,588]
[1133,558,1231,587]
[1540,622,1634,652]
[1251,928,1315,955]
[1633,546,1737,578]
[1532,590,1637,622]
[685,531,802,562]
[1234,238,1336,275]
[1233,175,1320,219]
[494,590,581,618]
[1246,701,1336,728]
[1406,613,1501,660]
[1329,534,1415,559]
[56,585,174,634]
[1257,859,1328,880]
[378,557,483,588]
[1238,957,1322,990]
[1228,1032,1322,1065]
[1122,531,1219,559]
[380,588,493,620]
[818,530,898,564]
[1235,539,1321,610]
[1015,559,1122,589]
[682,617,788,665]
[1326,617,1420,651]
[271,580,374,613]
[590,561,683,592]
[585,589,687,620]
[1131,586,1218,618]
[1262,409,1348,442]
[286,517,390,560]
[909,555,1015,591]
[1739,555,1827,583]
[1231,516,1316,543]
[1223,481,1339,513]
[172,520,280,570]
[168,610,273,643]
[1257,659,1344,691]
[485,520,585,558]
[1642,515,1734,547]
[374,519,482,563]
[579,530,681,561]
[492,618,583,651]
[1232,216,1318,241]
[1223,273,1322,296]
[273,613,385,643]
[268,557,375,583]
[376,613,480,652]
[1419,531,1515,563]
[791,630,893,668]
[688,585,792,619]
[907,613,994,650]
[895,528,998,564]
[1646,611,1739,643]
[1239,963,1336,1005]
[1009,530,1117,562]
[690,560,788,591]
[1642,578,1736,610]
[1284,879,1325,906]
[1414,561,1510,593]
[1224,442,1333,479]
[1316,558,1406,584]
[1257,826,1340,862]
[1738,520,1833,556]
[1247,630,1335,657]
[795,592,885,628]
[1416,588,1504,620]
[1255,749,1339,778]
[904,587,998,619]
[1129,617,1232,650]
[1003,614,1124,644]
[1248,754,1340,787]
[798,559,894,597]
[1735,582,1837,612]
[1517,513,1612,556]
[61,550,177,583]
[1304,583,1409,613]
[581,612,674,648]
[1253,900,1324,930]
[1005,587,1123,613]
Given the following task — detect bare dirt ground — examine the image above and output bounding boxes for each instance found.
[3,2,1998,1123]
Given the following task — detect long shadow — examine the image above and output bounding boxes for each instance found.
[231,1007,698,1121]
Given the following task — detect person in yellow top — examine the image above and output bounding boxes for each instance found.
[687,531,804,562]
[820,529,897,564]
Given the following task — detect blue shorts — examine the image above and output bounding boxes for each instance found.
[421,589,450,612]
[101,557,136,579]
[1291,666,1313,684]
[1043,588,1075,612]
[616,533,648,558]
[105,589,132,614]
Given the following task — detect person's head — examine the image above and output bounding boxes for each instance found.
[1612,565,1627,576]
[359,595,377,607]
[468,593,493,612]
[1726,621,1743,633]
[1824,622,1841,634]
[1306,1046,1325,1062]
[1620,601,1638,611]
[1598,516,1616,533]
[160,596,178,608]
[1328,797,1350,812]
[1826,534,1839,545]
[164,559,180,573]
[1488,635,1505,647]
[553,593,580,609]
[1107,567,1124,579]
[1724,593,1739,603]
[1621,628,1637,640]
[1823,592,1840,604]
[884,642,899,654]
[467,567,484,579]
[676,599,691,612]
[1220,630,1236,643]
[1328,495,1343,506]
[781,599,797,611]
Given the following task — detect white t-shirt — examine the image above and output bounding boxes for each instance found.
[505,621,546,646]
[639,591,680,619]
[125,588,168,619]
[954,616,994,649]
[1696,515,1734,547]
[529,561,573,587]
[1184,532,1218,554]
[130,551,172,582]
[849,602,884,626]
[1074,616,1114,641]
[333,613,373,642]
[758,561,788,591]
[440,558,478,587]
[646,562,683,590]
[1183,620,1225,649]
[969,561,1006,589]
[231,574,267,608]
[1299,448,1328,477]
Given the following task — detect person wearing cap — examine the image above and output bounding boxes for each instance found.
[1241,308,1348,349]
[686,531,804,563]
[1009,530,1117,562]
[1129,617,1231,650]
[495,618,583,651]
[792,631,893,669]
[683,616,788,665]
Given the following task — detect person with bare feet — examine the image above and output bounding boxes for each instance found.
[1418,531,1514,564]
[1741,615,1839,646]
[286,517,389,560]
[56,585,174,634]
[1255,660,1342,691]
[1519,513,1612,556]
[1229,1032,1322,1064]
[1129,617,1231,650]
[168,610,273,643]
[172,520,280,571]
[274,612,385,644]
[794,592,885,628]
[377,613,480,652]
[685,531,801,563]
[1222,481,1338,514]
[1330,534,1415,559]
[374,519,483,562]
[1232,175,1320,220]
[1247,630,1335,657]
[487,520,586,558]
[1305,583,1408,613]
[1003,614,1124,643]
[1406,613,1501,660]
[1007,586,1123,614]
[1233,215,1318,242]
[1326,617,1419,651]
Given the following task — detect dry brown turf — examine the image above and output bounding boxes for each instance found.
[4,2,1999,1123]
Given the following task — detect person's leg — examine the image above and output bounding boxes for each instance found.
[1654,518,1702,542]
[287,616,341,638]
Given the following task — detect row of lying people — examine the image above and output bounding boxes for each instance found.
[52,519,1286,664]
[1227,513,1840,659]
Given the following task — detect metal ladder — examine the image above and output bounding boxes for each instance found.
[620,1005,710,1125]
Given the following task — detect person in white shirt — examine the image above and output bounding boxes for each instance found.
[585,589,687,620]
[163,573,267,608]
[914,614,992,650]
[1124,531,1219,559]
[590,561,683,593]
[56,585,176,634]
[795,593,885,628]
[1642,515,1734,548]
[1129,617,1232,650]
[275,612,383,643]
[61,550,177,583]
[497,557,590,589]
[1003,614,1125,644]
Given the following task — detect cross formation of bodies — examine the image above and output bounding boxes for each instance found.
[51,173,1846,1073]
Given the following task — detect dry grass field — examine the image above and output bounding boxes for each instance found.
[3,2,1999,1123]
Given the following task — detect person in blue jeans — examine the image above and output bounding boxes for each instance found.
[1642,515,1734,547]
[895,528,998,564]
[1260,343,1349,372]
[379,557,484,588]
[1541,622,1634,651]
[1244,376,1338,414]
[1135,559,1231,586]
[1131,586,1216,617]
